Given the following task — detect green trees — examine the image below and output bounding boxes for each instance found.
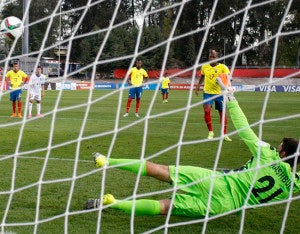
[1,0,298,71]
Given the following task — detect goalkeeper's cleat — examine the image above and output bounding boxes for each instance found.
[103,194,116,205]
[11,113,17,117]
[207,131,214,139]
[83,194,116,210]
[37,114,44,117]
[123,113,129,117]
[224,135,232,142]
[92,152,108,167]
[28,114,32,119]
[84,198,101,209]
[17,113,23,118]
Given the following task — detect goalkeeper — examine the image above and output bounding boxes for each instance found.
[84,90,300,217]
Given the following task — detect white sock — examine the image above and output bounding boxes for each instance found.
[37,103,41,115]
[28,102,33,115]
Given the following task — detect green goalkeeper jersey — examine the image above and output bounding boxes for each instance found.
[226,101,300,206]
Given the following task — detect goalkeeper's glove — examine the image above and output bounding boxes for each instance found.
[92,152,108,167]
[216,74,236,102]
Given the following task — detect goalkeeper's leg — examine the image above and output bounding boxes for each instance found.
[87,153,172,214]
[93,152,171,183]
[84,194,170,215]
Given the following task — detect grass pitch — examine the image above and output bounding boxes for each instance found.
[0,89,299,233]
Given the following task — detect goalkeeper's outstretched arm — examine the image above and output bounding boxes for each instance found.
[224,90,262,157]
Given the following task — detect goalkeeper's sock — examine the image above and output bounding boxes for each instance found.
[112,199,161,216]
[108,158,147,176]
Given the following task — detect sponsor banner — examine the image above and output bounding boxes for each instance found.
[118,83,158,90]
[170,84,197,90]
[76,82,92,90]
[255,85,300,92]
[232,84,243,91]
[94,82,116,89]
[14,82,299,93]
[238,85,256,92]
[141,83,158,90]
[45,82,57,90]
[56,82,76,90]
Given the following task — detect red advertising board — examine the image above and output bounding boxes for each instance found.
[114,68,202,78]
[76,82,92,90]
[114,68,300,78]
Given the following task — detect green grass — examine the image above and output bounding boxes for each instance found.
[0,89,299,233]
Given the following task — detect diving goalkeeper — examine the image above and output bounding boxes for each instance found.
[84,91,300,217]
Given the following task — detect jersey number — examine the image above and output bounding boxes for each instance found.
[252,176,283,203]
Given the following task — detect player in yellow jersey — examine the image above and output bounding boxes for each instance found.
[195,49,232,141]
[5,62,29,118]
[160,72,170,103]
[123,58,148,118]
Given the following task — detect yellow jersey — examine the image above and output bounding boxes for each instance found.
[201,63,230,94]
[129,67,148,86]
[161,76,170,89]
[6,70,27,90]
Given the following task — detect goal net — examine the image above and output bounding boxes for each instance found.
[0,0,299,233]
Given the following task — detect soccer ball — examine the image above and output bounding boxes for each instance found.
[0,16,23,41]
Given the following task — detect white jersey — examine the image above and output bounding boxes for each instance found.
[29,73,45,101]
[29,73,45,94]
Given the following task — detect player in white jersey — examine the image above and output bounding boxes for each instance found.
[28,66,45,118]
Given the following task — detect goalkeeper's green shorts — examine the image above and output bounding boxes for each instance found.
[169,166,236,217]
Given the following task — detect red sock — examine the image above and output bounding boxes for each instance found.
[136,98,140,113]
[18,101,22,114]
[218,111,228,134]
[126,98,132,113]
[204,107,213,131]
[12,101,16,113]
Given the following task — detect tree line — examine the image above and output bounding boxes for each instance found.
[1,0,299,73]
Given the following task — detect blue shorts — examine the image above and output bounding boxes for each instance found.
[161,88,169,95]
[10,89,22,101]
[128,86,143,99]
[203,93,224,111]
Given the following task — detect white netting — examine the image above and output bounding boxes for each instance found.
[0,0,299,233]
